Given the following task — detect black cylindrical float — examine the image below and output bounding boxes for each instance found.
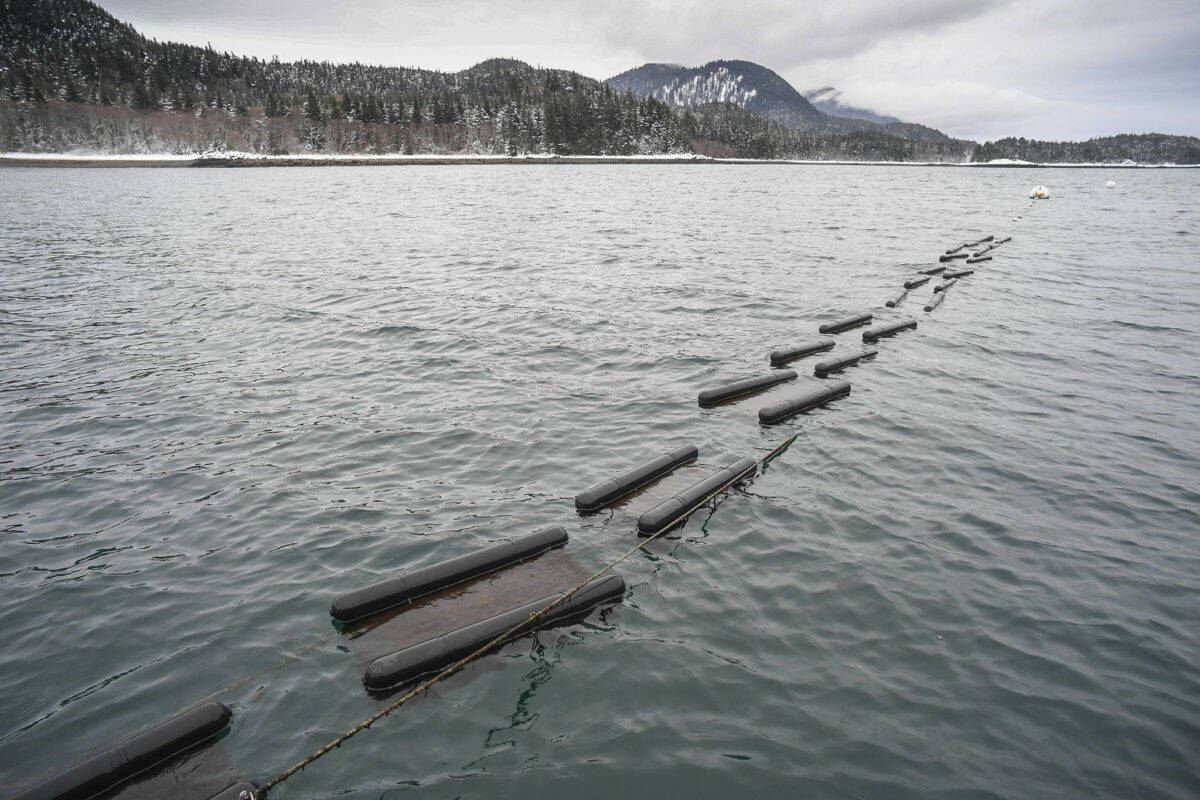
[971,244,995,256]
[944,244,964,255]
[967,235,994,247]
[919,265,947,275]
[636,457,758,535]
[769,339,834,365]
[995,236,1012,245]
[11,702,233,800]
[362,574,627,692]
[925,292,947,312]
[330,527,569,623]
[934,278,958,293]
[574,444,698,512]
[863,319,917,343]
[938,252,969,263]
[698,370,797,406]
[813,349,878,378]
[759,380,851,425]
[884,288,908,308]
[903,275,931,289]
[965,255,992,264]
[943,268,975,279]
[818,312,873,334]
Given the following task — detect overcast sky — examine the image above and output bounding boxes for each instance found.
[98,0,1200,141]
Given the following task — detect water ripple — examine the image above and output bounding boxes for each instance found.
[0,165,1198,799]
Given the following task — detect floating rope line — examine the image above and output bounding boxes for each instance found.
[247,432,799,799]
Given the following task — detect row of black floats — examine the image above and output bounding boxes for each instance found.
[11,233,1010,800]
[901,233,1009,314]
[316,240,958,738]
[316,233,1016,768]
[567,298,900,540]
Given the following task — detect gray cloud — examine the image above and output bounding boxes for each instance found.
[97,0,1200,140]
[587,0,1005,67]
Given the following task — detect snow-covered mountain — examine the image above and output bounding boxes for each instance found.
[607,60,825,128]
[803,86,900,125]
[608,60,948,143]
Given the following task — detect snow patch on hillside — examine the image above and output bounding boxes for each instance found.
[652,68,758,109]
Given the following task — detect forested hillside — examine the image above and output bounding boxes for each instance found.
[0,0,694,155]
[682,103,970,161]
[972,134,1200,164]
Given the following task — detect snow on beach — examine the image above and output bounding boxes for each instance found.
[0,152,199,161]
[2,151,1195,167]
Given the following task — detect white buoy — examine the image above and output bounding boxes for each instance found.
[1105,180,1116,188]
[1029,185,1050,199]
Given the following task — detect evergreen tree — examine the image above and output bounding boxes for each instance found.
[130,80,154,109]
[301,90,322,122]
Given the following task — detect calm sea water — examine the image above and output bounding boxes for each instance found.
[1,164,1198,799]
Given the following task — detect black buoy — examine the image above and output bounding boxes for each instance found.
[362,574,627,692]
[965,255,992,264]
[818,312,873,334]
[769,339,834,366]
[967,235,994,247]
[938,252,969,263]
[636,457,757,535]
[933,278,958,293]
[925,292,947,312]
[943,268,975,279]
[919,265,947,275]
[995,236,1012,245]
[331,527,569,623]
[863,319,917,343]
[698,370,797,406]
[884,288,908,308]
[903,275,931,289]
[10,702,233,800]
[813,349,878,378]
[971,244,995,256]
[574,445,698,512]
[759,380,851,425]
[944,244,965,255]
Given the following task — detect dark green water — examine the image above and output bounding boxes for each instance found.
[1,165,1198,799]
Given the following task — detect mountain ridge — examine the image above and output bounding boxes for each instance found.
[607,60,951,143]
[803,86,901,125]
[607,60,825,127]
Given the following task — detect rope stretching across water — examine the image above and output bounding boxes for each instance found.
[247,431,800,799]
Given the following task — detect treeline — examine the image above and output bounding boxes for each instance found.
[0,97,693,156]
[972,134,1200,164]
[0,98,982,162]
[682,103,973,162]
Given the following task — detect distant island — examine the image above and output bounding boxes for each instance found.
[2,0,1197,165]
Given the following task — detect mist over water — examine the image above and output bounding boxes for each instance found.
[1,165,1198,799]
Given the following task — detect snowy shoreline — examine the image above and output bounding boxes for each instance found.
[2,151,1197,168]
